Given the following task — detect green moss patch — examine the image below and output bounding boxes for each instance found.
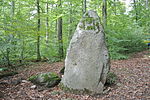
[28,72,61,88]
[86,26,95,30]
[59,83,93,95]
[105,72,117,85]
[0,71,18,79]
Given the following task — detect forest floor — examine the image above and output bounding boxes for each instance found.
[0,50,150,100]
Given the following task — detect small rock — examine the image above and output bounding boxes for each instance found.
[22,80,29,83]
[0,91,4,98]
[30,85,36,89]
[48,99,53,100]
[117,83,122,86]
[61,98,75,100]
[11,78,22,85]
[28,72,61,88]
[103,87,111,94]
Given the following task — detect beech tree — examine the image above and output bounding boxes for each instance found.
[57,0,64,59]
[102,0,107,28]
[0,0,148,65]
[36,0,41,61]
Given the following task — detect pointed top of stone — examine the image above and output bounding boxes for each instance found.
[77,10,102,33]
[83,10,99,19]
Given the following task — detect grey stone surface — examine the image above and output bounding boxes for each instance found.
[61,10,110,94]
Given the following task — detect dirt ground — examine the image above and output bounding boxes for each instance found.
[0,51,150,100]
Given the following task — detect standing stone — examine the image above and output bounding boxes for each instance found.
[61,10,110,94]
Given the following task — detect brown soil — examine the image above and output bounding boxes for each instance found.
[0,51,149,100]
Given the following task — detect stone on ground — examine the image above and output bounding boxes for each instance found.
[28,72,61,88]
[61,10,110,94]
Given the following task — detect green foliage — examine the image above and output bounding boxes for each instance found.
[0,0,149,65]
[105,72,117,85]
[59,83,92,94]
[0,67,8,71]
[28,75,38,81]
[106,14,146,59]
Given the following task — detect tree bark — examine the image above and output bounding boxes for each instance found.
[45,0,49,45]
[57,0,64,59]
[145,0,149,9]
[68,2,73,44]
[37,0,41,61]
[11,1,15,17]
[114,0,117,15]
[102,0,107,28]
[82,0,86,15]
[133,0,138,22]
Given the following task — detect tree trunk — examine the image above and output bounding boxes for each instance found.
[145,0,149,9]
[114,0,117,15]
[68,2,73,44]
[37,0,41,61]
[57,0,64,59]
[45,0,49,45]
[82,0,86,15]
[6,49,11,66]
[133,0,138,22]
[11,1,15,17]
[102,0,107,28]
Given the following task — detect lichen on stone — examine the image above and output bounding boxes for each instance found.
[82,17,93,24]
[86,25,95,30]
[59,83,93,95]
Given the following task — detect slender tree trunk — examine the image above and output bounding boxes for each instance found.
[82,0,86,15]
[145,0,149,9]
[102,0,107,28]
[45,0,49,45]
[68,2,73,43]
[133,0,138,22]
[20,37,24,63]
[114,0,117,15]
[37,0,41,61]
[11,1,15,17]
[6,49,11,66]
[4,0,16,66]
[11,0,16,49]
[57,0,64,59]
[55,4,58,43]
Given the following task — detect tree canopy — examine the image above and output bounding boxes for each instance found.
[0,0,149,65]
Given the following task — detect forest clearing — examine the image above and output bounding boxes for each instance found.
[0,0,150,99]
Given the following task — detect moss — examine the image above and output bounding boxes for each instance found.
[28,72,61,88]
[59,83,93,95]
[85,13,89,17]
[28,75,37,81]
[40,72,60,82]
[79,25,84,29]
[0,67,8,71]
[80,16,100,31]
[105,72,117,85]
[42,74,49,82]
[96,22,99,27]
[86,26,95,30]
[86,17,93,24]
[82,17,93,24]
